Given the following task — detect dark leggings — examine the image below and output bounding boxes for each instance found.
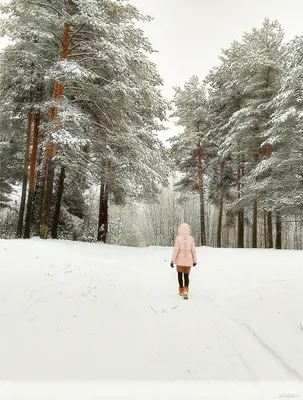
[178,272,189,288]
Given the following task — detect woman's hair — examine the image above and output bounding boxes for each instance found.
[178,223,191,236]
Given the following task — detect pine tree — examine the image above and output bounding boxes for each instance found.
[0,0,60,237]
[250,36,303,243]
[205,20,284,248]
[1,0,170,240]
[227,19,284,248]
[170,76,214,245]
[205,39,247,247]
[0,112,24,211]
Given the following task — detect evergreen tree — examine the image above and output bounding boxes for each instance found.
[205,39,246,247]
[205,20,284,248]
[170,76,214,245]
[250,36,303,248]
[227,19,284,248]
[1,0,170,241]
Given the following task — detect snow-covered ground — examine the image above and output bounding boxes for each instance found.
[0,238,303,399]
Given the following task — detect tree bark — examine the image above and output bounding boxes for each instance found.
[266,143,272,157]
[40,7,71,238]
[217,198,223,248]
[265,143,273,248]
[17,111,32,238]
[34,146,47,236]
[276,212,282,249]
[40,84,62,238]
[97,183,109,243]
[263,211,267,248]
[237,167,244,248]
[51,165,66,239]
[40,151,56,239]
[252,199,258,248]
[197,146,206,245]
[237,210,244,248]
[267,211,273,248]
[24,115,40,238]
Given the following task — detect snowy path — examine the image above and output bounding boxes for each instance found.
[194,291,301,381]
[1,239,303,397]
[146,247,303,382]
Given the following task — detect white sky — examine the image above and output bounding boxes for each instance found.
[130,0,303,99]
[128,0,303,143]
[1,0,303,143]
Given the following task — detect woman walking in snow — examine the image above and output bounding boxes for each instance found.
[171,223,197,299]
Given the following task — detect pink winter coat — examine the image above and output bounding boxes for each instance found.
[171,223,197,267]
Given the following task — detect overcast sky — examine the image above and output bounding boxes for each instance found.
[2,0,302,93]
[130,0,303,100]
[1,0,303,143]
[1,0,303,96]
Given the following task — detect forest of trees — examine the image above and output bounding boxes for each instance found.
[0,2,302,250]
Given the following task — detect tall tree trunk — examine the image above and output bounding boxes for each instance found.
[34,147,47,236]
[51,166,66,239]
[267,211,273,248]
[97,182,104,242]
[40,83,62,239]
[266,143,272,158]
[237,210,244,248]
[252,199,258,248]
[17,111,32,238]
[251,150,259,249]
[97,183,109,243]
[263,211,267,248]
[40,150,56,239]
[237,167,244,248]
[197,146,206,245]
[294,215,299,250]
[31,146,43,236]
[24,115,40,238]
[265,143,273,248]
[276,212,282,249]
[40,9,71,239]
[217,198,223,248]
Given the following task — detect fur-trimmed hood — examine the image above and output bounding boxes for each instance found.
[178,223,190,236]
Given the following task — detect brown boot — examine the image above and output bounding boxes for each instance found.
[179,287,184,296]
[183,287,189,299]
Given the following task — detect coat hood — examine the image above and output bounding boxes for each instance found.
[178,223,191,236]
